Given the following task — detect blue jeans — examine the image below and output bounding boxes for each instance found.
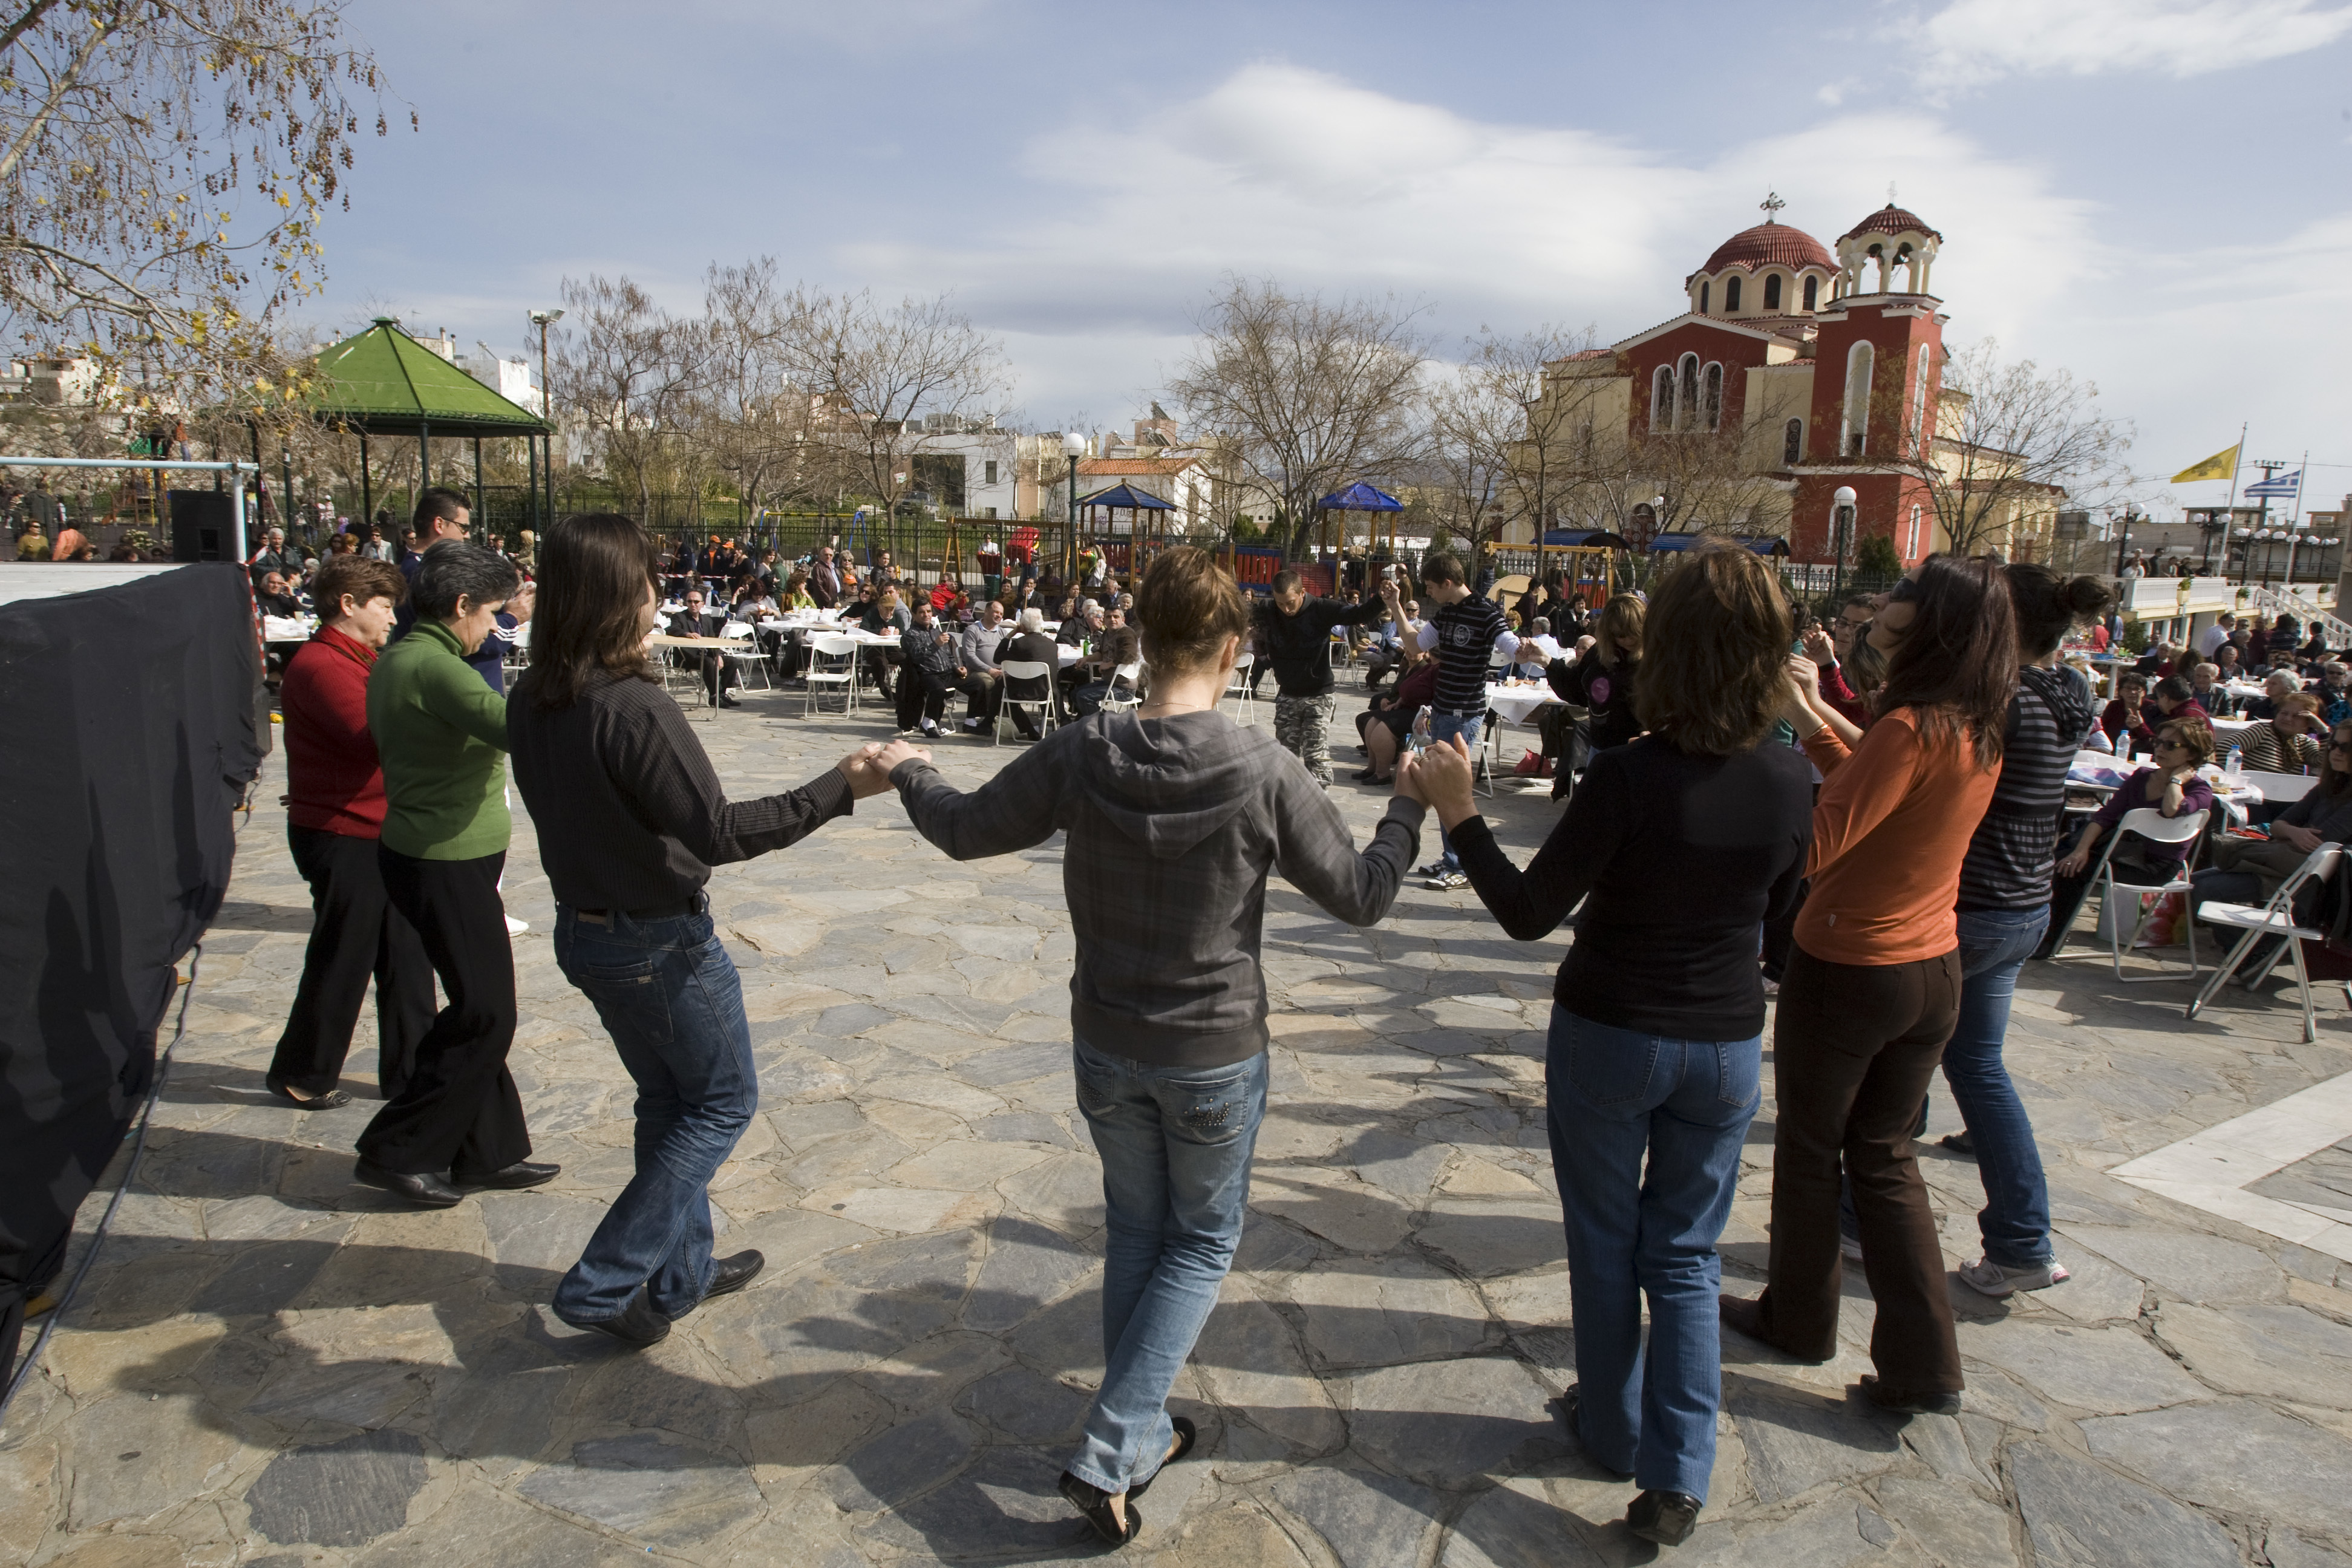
[549,903,757,1323]
[1544,1006,1759,1501]
[1941,906,2056,1268]
[1067,1038,1267,1495]
[1429,712,1483,871]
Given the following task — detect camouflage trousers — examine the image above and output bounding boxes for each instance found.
[1274,693,1337,785]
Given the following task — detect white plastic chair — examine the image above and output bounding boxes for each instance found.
[2186,842,2347,1043]
[2076,806,2210,981]
[1225,653,1258,725]
[996,659,1057,744]
[1098,660,1144,715]
[805,633,858,717]
[720,621,768,691]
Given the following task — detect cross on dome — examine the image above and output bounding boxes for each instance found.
[1759,191,1786,223]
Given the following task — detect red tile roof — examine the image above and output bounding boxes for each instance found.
[1840,204,1942,243]
[1700,222,1834,275]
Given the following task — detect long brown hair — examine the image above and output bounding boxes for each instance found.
[518,513,659,709]
[1590,593,1644,668]
[1633,542,1791,754]
[1874,554,2017,768]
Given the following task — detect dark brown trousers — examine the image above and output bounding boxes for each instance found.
[1755,944,1964,1395]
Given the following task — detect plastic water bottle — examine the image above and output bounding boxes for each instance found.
[1409,705,1433,755]
[2224,745,2244,775]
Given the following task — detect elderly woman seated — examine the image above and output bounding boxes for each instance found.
[2241,668,2305,722]
[2233,691,2325,775]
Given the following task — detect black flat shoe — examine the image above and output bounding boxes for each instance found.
[1058,1472,1142,1547]
[267,1078,351,1110]
[557,1284,672,1350]
[1859,1374,1962,1417]
[354,1157,462,1208]
[1128,1416,1196,1499]
[449,1159,560,1191]
[1627,1489,1702,1545]
[701,1250,765,1303]
[1718,1294,1831,1365]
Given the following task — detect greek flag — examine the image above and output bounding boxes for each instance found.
[2244,469,2302,498]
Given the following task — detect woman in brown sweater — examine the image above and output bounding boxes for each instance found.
[1721,555,2017,1414]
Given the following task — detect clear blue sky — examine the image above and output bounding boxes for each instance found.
[312,0,2352,518]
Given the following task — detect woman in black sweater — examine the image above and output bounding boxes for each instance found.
[1401,542,1812,1548]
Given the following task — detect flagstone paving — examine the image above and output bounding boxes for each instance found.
[7,682,2352,1566]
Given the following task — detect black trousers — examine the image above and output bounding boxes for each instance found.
[897,667,990,728]
[268,826,435,1097]
[355,847,530,1177]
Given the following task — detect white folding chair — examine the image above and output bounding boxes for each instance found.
[1098,660,1144,716]
[1225,653,1258,725]
[996,659,1056,744]
[805,633,858,717]
[720,621,769,691]
[2073,806,2210,981]
[2186,842,2347,1043]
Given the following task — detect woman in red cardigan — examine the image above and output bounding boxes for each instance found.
[266,555,435,1108]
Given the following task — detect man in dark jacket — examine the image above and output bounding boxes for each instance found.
[1260,569,1385,785]
[897,599,988,736]
[998,609,1062,738]
[666,589,744,707]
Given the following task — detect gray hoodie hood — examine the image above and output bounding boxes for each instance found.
[1083,711,1265,860]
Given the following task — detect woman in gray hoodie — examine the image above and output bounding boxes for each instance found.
[870,546,1424,1547]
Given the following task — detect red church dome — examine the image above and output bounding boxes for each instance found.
[1840,204,1942,243]
[1701,221,1834,275]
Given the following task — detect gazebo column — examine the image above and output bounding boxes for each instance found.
[418,420,430,517]
[359,430,371,525]
[472,436,485,543]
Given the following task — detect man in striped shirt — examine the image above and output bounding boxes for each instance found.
[1381,551,1517,889]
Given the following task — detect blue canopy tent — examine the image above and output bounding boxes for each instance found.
[1314,481,1406,568]
[1542,528,1632,550]
[1645,532,1791,557]
[1079,483,1176,580]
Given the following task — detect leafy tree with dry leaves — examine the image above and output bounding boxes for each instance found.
[1882,337,2134,557]
[780,287,1009,520]
[1169,278,1428,560]
[1427,324,1598,556]
[0,0,399,431]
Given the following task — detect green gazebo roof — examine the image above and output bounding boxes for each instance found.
[306,318,549,437]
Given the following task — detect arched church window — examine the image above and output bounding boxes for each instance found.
[1783,417,1803,465]
[1651,365,1673,431]
[1763,274,1782,311]
[1843,341,1873,457]
[1699,280,1710,315]
[1725,276,1742,312]
[1802,275,1819,311]
[1703,362,1723,431]
[1677,354,1700,431]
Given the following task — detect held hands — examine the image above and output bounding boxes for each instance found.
[1800,625,1834,664]
[870,738,932,776]
[834,742,929,799]
[1396,735,1477,826]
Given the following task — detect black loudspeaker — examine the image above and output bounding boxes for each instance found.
[168,490,234,563]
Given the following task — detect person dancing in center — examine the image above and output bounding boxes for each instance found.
[1722,554,2017,1416]
[869,547,1426,1548]
[1400,542,1812,1546]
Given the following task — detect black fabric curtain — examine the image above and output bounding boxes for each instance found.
[0,564,264,1375]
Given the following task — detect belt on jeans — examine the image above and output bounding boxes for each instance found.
[573,892,705,925]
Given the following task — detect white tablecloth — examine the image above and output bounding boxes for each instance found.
[1485,683,1564,727]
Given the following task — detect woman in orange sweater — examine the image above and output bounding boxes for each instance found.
[1720,555,2016,1414]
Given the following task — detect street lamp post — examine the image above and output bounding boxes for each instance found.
[2112,506,2135,578]
[1832,485,1857,599]
[1062,431,1085,583]
[529,308,563,538]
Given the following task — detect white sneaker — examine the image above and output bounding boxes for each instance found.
[1958,1256,2069,1297]
[1425,870,1469,891]
[504,915,529,935]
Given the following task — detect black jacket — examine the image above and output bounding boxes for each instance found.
[1261,595,1382,697]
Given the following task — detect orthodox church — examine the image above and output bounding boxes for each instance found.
[1527,195,1955,566]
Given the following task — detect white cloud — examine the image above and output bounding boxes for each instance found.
[832,62,2351,513]
[1919,0,2352,87]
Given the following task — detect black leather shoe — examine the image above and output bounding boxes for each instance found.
[557,1284,671,1350]
[1627,1489,1702,1546]
[450,1159,560,1191]
[703,1250,764,1301]
[354,1157,462,1208]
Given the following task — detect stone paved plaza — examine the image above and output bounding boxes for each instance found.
[8,682,2352,1567]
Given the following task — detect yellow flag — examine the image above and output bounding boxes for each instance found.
[2172,444,2239,485]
